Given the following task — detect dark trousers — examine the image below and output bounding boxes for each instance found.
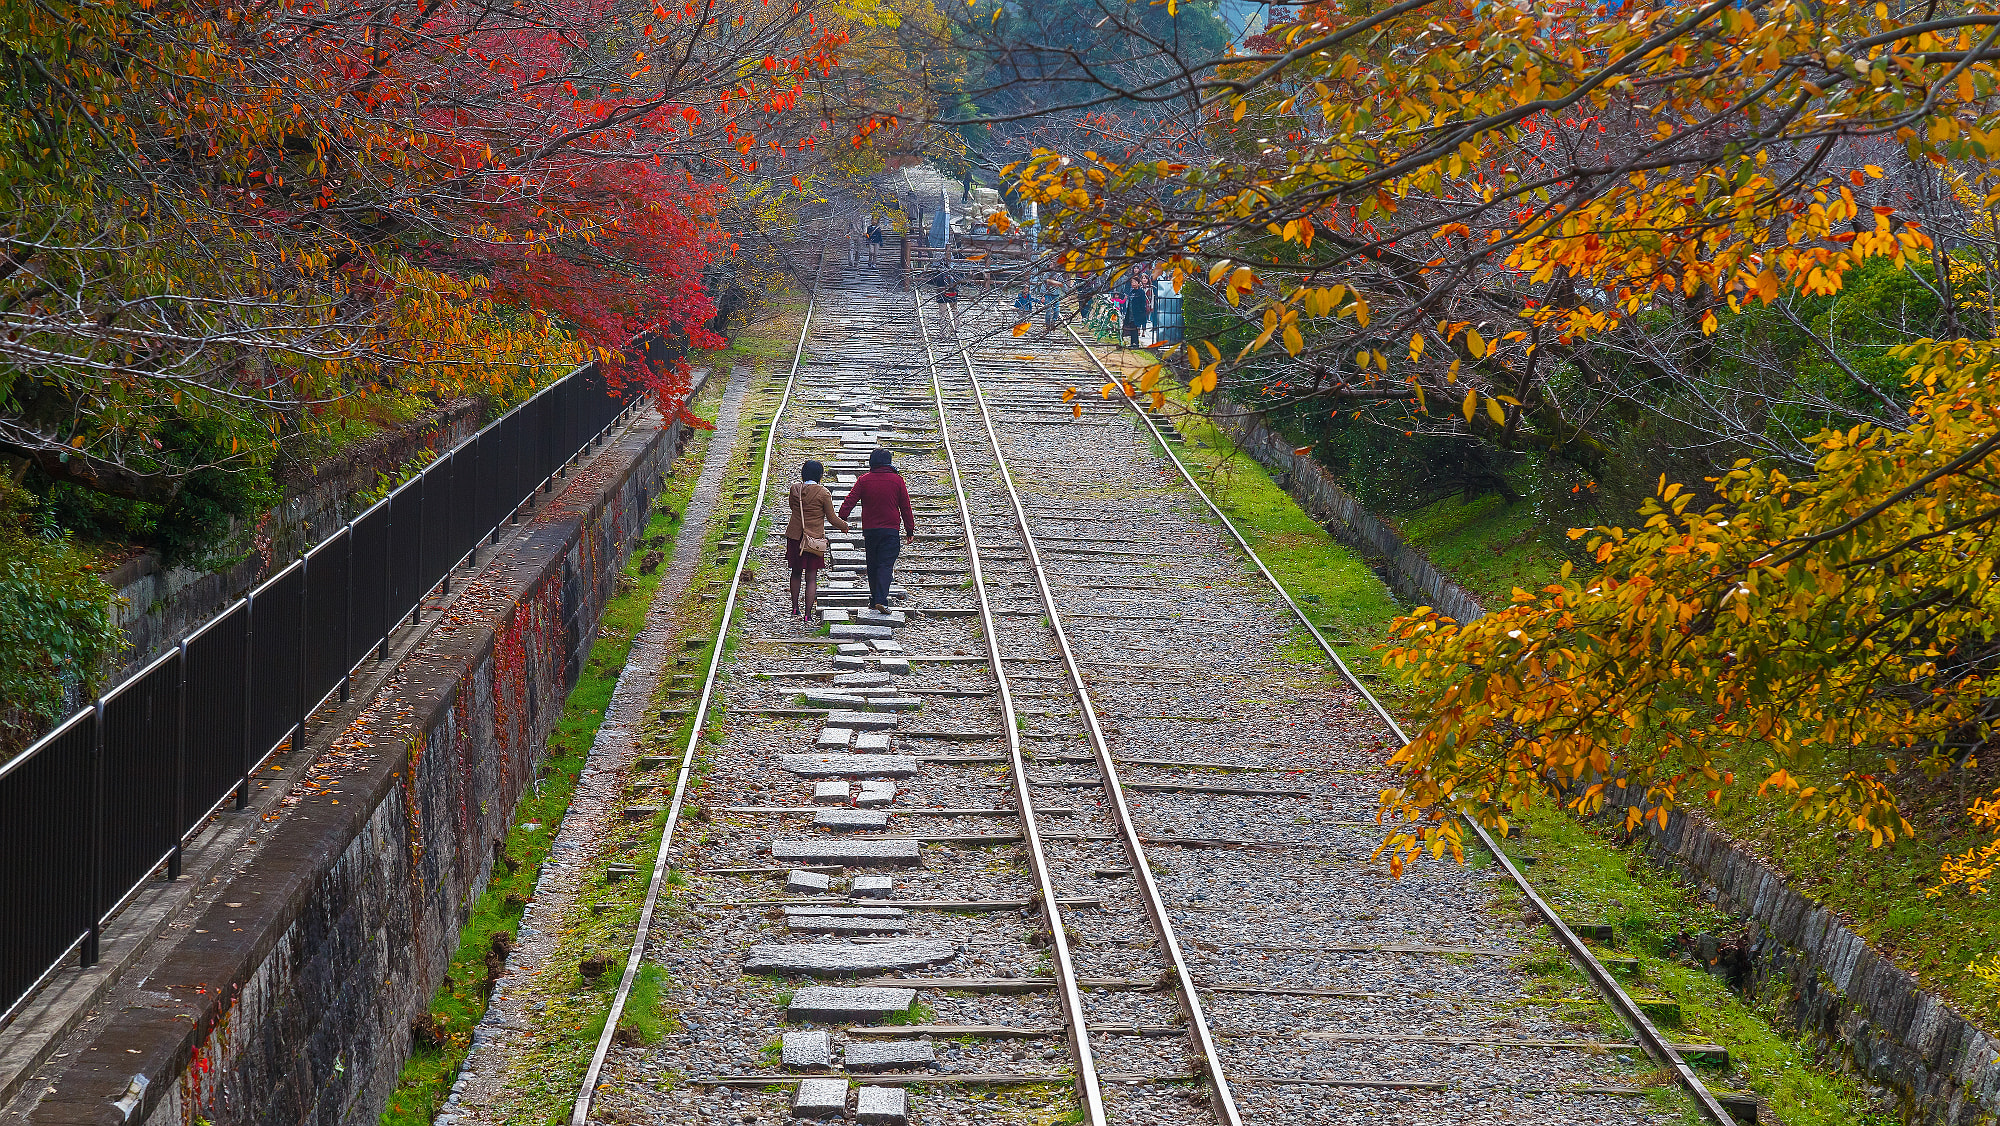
[863,527,901,607]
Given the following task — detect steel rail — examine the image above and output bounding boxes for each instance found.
[1061,325,1738,1126]
[570,252,826,1126]
[934,302,1244,1126]
[908,288,1110,1125]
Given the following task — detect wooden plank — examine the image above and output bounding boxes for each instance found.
[699,897,1103,911]
[1125,782,1316,797]
[851,975,1159,993]
[1202,984,1385,999]
[693,1073,1067,1087]
[719,806,1076,817]
[847,1024,1058,1038]
[845,1023,1184,1038]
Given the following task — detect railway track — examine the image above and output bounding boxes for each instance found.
[560,255,1733,1126]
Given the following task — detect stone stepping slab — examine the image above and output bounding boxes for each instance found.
[829,623,896,641]
[741,939,954,978]
[786,915,910,934]
[787,870,835,893]
[813,808,891,830]
[779,753,917,778]
[786,986,918,1022]
[781,752,915,777]
[782,1029,834,1070]
[836,657,912,674]
[801,691,871,710]
[772,838,921,866]
[793,1077,846,1118]
[825,710,898,730]
[802,691,922,712]
[845,1040,936,1070]
[832,672,893,688]
[858,1085,908,1125]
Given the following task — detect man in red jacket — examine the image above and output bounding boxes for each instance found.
[839,447,916,612]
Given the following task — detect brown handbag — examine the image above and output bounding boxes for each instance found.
[793,486,830,557]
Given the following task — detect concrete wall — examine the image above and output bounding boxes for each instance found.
[1636,805,2000,1126]
[19,376,706,1126]
[1211,401,2000,1125]
[107,399,487,681]
[1203,407,1487,623]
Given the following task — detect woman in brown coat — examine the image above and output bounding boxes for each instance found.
[786,460,850,621]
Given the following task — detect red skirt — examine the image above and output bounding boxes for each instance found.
[786,536,822,574]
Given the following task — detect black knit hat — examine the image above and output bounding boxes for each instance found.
[869,448,892,468]
[801,460,823,481]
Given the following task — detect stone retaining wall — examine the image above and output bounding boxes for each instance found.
[107,398,487,680]
[1635,805,2000,1125]
[1202,407,1486,623]
[20,374,708,1126]
[1210,400,2000,1125]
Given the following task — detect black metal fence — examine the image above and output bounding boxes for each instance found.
[0,355,647,1024]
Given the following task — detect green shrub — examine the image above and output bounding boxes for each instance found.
[0,481,123,753]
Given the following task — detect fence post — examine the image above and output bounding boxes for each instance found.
[171,642,187,881]
[379,503,393,661]
[341,524,353,703]
[240,592,254,810]
[83,699,104,967]
[296,554,309,746]
[413,481,425,624]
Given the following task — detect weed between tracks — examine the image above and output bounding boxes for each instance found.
[377,309,807,1125]
[377,380,721,1126]
[1489,811,1899,1126]
[494,324,794,1124]
[1090,347,1895,1126]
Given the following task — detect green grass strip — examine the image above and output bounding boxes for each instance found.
[1493,806,1897,1125]
[379,408,715,1126]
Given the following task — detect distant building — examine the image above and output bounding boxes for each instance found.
[1217,0,1266,45]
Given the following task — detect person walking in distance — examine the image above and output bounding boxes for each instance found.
[866,218,884,267]
[839,448,916,612]
[786,460,849,621]
[1121,270,1150,347]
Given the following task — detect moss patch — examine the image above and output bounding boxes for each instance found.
[377,387,721,1126]
[1136,401,1401,670]
[1388,486,1571,607]
[449,311,802,1125]
[1094,348,1903,1126]
[1493,806,1898,1125]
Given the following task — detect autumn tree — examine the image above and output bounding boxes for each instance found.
[1,0,854,517]
[999,0,2000,883]
[1379,337,2000,894]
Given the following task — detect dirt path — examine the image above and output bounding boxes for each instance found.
[439,361,754,1124]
